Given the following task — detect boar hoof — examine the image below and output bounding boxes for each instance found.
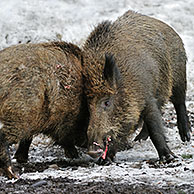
[185,131,191,142]
[4,166,19,179]
[179,129,191,142]
[160,152,177,163]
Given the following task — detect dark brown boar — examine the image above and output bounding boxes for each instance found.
[82,10,191,162]
[0,41,89,178]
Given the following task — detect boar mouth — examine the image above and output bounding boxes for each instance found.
[87,136,112,161]
[87,149,104,158]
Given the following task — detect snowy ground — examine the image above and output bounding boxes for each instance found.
[0,0,194,193]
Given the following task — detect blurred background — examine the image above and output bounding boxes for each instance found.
[0,0,193,96]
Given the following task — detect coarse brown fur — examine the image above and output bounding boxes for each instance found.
[0,41,89,178]
[83,10,190,161]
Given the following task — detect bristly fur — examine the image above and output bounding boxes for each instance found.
[0,41,89,178]
[82,52,116,98]
[49,41,83,60]
[83,10,189,160]
[84,21,112,51]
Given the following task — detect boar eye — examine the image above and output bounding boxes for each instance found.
[104,100,111,107]
[101,98,112,110]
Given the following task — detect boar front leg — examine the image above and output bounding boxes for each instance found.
[0,132,18,179]
[144,99,175,161]
[134,122,149,142]
[14,138,32,163]
[64,145,79,159]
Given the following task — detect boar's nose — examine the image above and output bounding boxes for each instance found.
[87,135,116,163]
[87,143,104,159]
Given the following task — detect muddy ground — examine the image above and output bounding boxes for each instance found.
[1,177,194,194]
[0,160,194,194]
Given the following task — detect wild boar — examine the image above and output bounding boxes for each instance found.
[82,10,191,162]
[0,41,89,178]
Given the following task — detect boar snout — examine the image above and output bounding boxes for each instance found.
[87,134,116,163]
[87,139,104,159]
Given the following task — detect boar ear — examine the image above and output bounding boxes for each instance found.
[103,53,120,86]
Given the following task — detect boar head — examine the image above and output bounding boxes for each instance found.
[83,53,124,162]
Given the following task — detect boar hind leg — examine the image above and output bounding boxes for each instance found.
[144,100,175,161]
[173,103,191,142]
[14,138,32,163]
[0,132,18,179]
[170,90,191,142]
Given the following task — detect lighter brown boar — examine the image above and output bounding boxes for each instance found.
[82,10,191,162]
[0,42,89,178]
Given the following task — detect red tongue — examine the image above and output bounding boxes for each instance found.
[93,136,111,160]
[101,144,108,159]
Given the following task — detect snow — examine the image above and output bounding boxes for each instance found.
[0,0,194,189]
